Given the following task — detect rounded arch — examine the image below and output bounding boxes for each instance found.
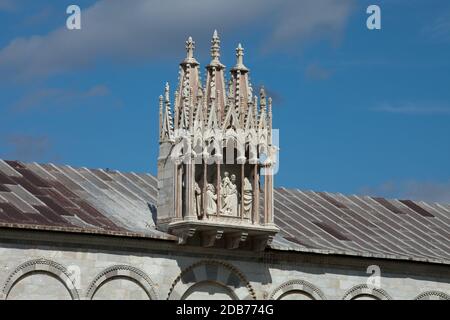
[86,265,158,300]
[167,260,256,300]
[181,280,239,300]
[342,284,392,300]
[269,279,326,300]
[1,258,79,300]
[414,290,450,300]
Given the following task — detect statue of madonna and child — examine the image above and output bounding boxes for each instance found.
[200,171,253,218]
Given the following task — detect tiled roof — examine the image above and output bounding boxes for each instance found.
[270,188,450,264]
[0,159,449,264]
[0,160,174,241]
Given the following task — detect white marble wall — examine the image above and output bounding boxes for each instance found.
[0,243,449,300]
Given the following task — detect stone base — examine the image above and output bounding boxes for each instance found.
[166,219,278,251]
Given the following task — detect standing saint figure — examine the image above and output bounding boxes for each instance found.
[205,184,217,215]
[243,177,253,218]
[223,174,239,216]
[194,181,202,218]
[221,171,231,214]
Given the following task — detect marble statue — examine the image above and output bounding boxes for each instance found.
[243,177,253,218]
[205,183,217,215]
[194,181,202,218]
[222,173,238,216]
[221,171,231,197]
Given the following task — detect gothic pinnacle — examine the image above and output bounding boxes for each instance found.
[260,86,267,108]
[209,30,224,67]
[211,30,220,59]
[233,43,248,71]
[186,36,194,59]
[183,36,198,65]
[159,95,163,139]
[164,82,170,103]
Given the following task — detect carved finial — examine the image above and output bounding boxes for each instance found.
[248,82,253,101]
[236,43,244,65]
[268,97,273,141]
[182,36,198,65]
[232,43,248,71]
[164,82,170,103]
[211,30,221,62]
[174,90,179,129]
[159,95,163,139]
[260,86,267,108]
[186,36,194,59]
[162,84,174,140]
[268,97,273,116]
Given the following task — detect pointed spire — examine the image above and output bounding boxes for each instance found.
[268,96,273,143]
[248,81,253,101]
[174,90,179,129]
[177,36,200,127]
[259,87,267,129]
[209,30,224,68]
[233,43,248,71]
[260,86,267,111]
[159,95,163,140]
[229,43,250,124]
[237,43,243,62]
[268,97,273,119]
[186,36,194,59]
[164,82,170,103]
[253,95,258,122]
[205,30,226,120]
[201,86,208,125]
[162,82,174,140]
[183,36,199,65]
[211,30,220,60]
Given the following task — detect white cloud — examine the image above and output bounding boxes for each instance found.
[2,135,54,162]
[372,101,450,115]
[0,0,354,80]
[360,180,450,204]
[10,84,112,111]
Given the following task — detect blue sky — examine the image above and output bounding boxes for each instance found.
[0,0,449,203]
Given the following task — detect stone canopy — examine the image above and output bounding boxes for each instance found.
[156,31,278,250]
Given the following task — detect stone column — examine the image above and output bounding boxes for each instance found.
[264,165,274,225]
[175,163,183,219]
[202,160,207,218]
[253,164,259,224]
[240,163,245,219]
[216,161,221,216]
[184,161,196,220]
